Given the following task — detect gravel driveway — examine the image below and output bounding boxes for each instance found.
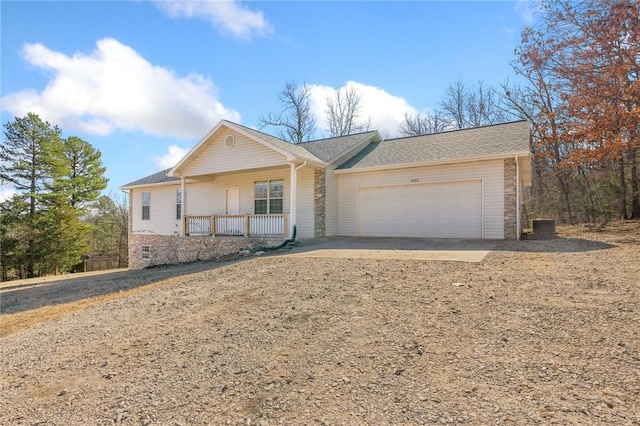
[1,225,639,425]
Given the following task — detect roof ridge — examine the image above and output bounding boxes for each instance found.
[383,119,529,142]
[298,130,379,145]
[222,119,379,145]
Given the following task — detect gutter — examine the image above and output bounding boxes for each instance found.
[333,151,531,174]
[120,182,179,191]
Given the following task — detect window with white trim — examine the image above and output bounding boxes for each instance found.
[142,191,150,220]
[141,245,150,260]
[176,189,182,220]
[254,179,284,214]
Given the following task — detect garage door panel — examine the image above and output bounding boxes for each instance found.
[358,180,482,238]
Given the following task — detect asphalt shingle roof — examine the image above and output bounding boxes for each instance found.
[299,131,379,163]
[121,120,530,188]
[337,120,530,170]
[122,168,179,188]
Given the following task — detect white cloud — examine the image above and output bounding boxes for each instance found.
[154,145,189,169]
[155,0,273,41]
[1,38,241,139]
[0,186,17,202]
[308,81,418,138]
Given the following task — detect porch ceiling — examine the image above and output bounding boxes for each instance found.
[183,163,317,181]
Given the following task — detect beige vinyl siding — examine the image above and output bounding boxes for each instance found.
[185,169,290,216]
[131,185,181,235]
[324,141,373,237]
[295,167,315,239]
[184,181,217,216]
[182,131,288,176]
[337,159,505,239]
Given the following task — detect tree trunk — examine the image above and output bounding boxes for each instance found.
[579,168,597,222]
[630,146,640,219]
[557,172,573,224]
[618,156,628,219]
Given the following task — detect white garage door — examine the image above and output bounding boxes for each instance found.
[358,180,483,238]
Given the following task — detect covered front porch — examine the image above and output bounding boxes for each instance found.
[175,161,316,240]
[183,213,289,238]
[166,123,324,240]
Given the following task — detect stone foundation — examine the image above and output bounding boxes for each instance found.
[314,169,326,238]
[503,158,517,239]
[128,234,268,270]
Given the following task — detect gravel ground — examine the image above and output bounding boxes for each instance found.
[1,225,639,425]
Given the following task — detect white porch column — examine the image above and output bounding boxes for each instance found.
[289,163,297,238]
[181,176,187,236]
[289,161,307,237]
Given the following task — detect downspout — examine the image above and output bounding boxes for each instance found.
[254,224,297,252]
[515,155,520,240]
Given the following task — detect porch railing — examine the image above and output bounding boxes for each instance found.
[183,214,288,237]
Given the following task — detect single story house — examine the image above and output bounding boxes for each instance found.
[121,119,531,269]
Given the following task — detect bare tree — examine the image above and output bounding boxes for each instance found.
[439,79,509,129]
[399,111,452,136]
[499,47,577,223]
[466,81,509,126]
[325,87,371,137]
[259,80,317,144]
[85,193,129,267]
[439,79,467,129]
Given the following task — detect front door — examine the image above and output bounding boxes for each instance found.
[226,188,240,215]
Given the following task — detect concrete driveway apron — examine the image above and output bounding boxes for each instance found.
[284,237,498,262]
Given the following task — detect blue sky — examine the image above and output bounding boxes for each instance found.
[1,1,537,200]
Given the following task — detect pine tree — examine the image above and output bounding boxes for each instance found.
[0,195,31,280]
[1,113,109,278]
[1,113,62,277]
[1,113,62,212]
[49,136,108,213]
[33,202,90,275]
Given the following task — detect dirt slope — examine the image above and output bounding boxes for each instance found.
[1,225,639,425]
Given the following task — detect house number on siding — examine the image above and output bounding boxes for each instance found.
[411,178,419,183]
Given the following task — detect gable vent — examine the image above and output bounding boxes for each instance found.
[224,135,235,148]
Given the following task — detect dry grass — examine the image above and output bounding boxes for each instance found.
[0,276,178,338]
[557,219,640,235]
[2,220,637,338]
[2,227,639,425]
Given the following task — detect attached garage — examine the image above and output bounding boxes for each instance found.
[357,179,483,238]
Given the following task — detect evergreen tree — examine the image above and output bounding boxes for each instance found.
[33,202,90,275]
[1,113,109,278]
[49,136,108,212]
[1,114,61,277]
[0,195,31,280]
[0,113,62,215]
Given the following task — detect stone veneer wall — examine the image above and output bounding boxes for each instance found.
[503,158,518,239]
[314,169,326,238]
[128,234,267,270]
